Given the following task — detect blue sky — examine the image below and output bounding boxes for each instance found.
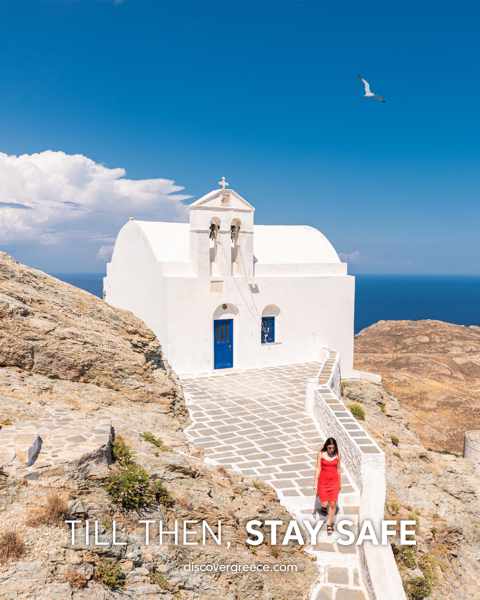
[1,0,480,273]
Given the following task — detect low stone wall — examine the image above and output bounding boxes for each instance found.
[306,349,406,600]
[464,431,480,475]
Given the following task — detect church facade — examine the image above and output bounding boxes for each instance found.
[104,182,355,375]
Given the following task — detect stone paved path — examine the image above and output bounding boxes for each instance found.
[181,361,368,600]
[0,408,111,477]
[183,362,326,497]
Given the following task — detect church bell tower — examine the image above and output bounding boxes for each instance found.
[188,178,255,281]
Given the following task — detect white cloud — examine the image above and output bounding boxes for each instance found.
[339,250,361,263]
[97,244,114,261]
[0,150,189,262]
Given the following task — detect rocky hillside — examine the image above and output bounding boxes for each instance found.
[343,379,480,600]
[354,319,480,453]
[0,251,178,409]
[0,253,317,599]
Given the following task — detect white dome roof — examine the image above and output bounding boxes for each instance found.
[128,221,340,265]
[253,225,340,264]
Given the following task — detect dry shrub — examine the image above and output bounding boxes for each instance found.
[268,544,281,558]
[26,493,69,527]
[165,463,199,478]
[64,568,88,589]
[175,495,194,511]
[0,530,25,564]
[217,466,231,479]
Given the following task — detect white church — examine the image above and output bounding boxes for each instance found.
[104,179,355,375]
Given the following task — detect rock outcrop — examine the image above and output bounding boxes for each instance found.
[0,253,317,599]
[0,252,178,407]
[354,319,480,453]
[347,321,480,600]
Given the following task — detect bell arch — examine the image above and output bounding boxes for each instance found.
[209,216,221,276]
[230,217,242,275]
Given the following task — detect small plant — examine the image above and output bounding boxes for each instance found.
[0,530,25,564]
[112,435,135,466]
[106,464,155,511]
[388,500,401,515]
[0,418,13,428]
[390,435,400,447]
[348,403,365,421]
[64,568,88,589]
[106,436,172,511]
[393,451,401,459]
[26,493,69,527]
[100,514,115,531]
[150,570,170,589]
[406,575,432,600]
[141,431,168,451]
[396,546,417,569]
[408,511,421,533]
[253,479,268,491]
[418,553,436,585]
[95,558,126,590]
[377,401,386,413]
[151,479,174,507]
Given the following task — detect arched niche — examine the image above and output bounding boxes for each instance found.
[213,303,239,320]
[209,217,221,276]
[262,304,280,318]
[230,217,241,244]
[209,216,221,245]
[230,217,242,275]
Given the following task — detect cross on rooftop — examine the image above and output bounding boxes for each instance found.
[218,176,229,191]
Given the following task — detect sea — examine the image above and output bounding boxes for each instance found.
[53,273,480,334]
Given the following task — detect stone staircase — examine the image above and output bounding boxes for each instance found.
[277,472,366,600]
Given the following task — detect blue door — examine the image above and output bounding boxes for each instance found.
[214,319,233,369]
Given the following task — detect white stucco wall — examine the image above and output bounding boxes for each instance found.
[104,223,168,346]
[159,272,354,374]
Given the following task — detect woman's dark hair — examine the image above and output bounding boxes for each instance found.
[321,437,339,456]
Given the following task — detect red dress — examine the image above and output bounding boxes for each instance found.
[317,454,340,503]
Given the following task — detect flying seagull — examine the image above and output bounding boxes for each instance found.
[358,75,385,103]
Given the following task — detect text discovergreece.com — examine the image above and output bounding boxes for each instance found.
[183,562,299,574]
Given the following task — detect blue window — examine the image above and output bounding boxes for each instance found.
[261,316,275,344]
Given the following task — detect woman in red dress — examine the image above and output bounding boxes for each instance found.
[314,437,341,535]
